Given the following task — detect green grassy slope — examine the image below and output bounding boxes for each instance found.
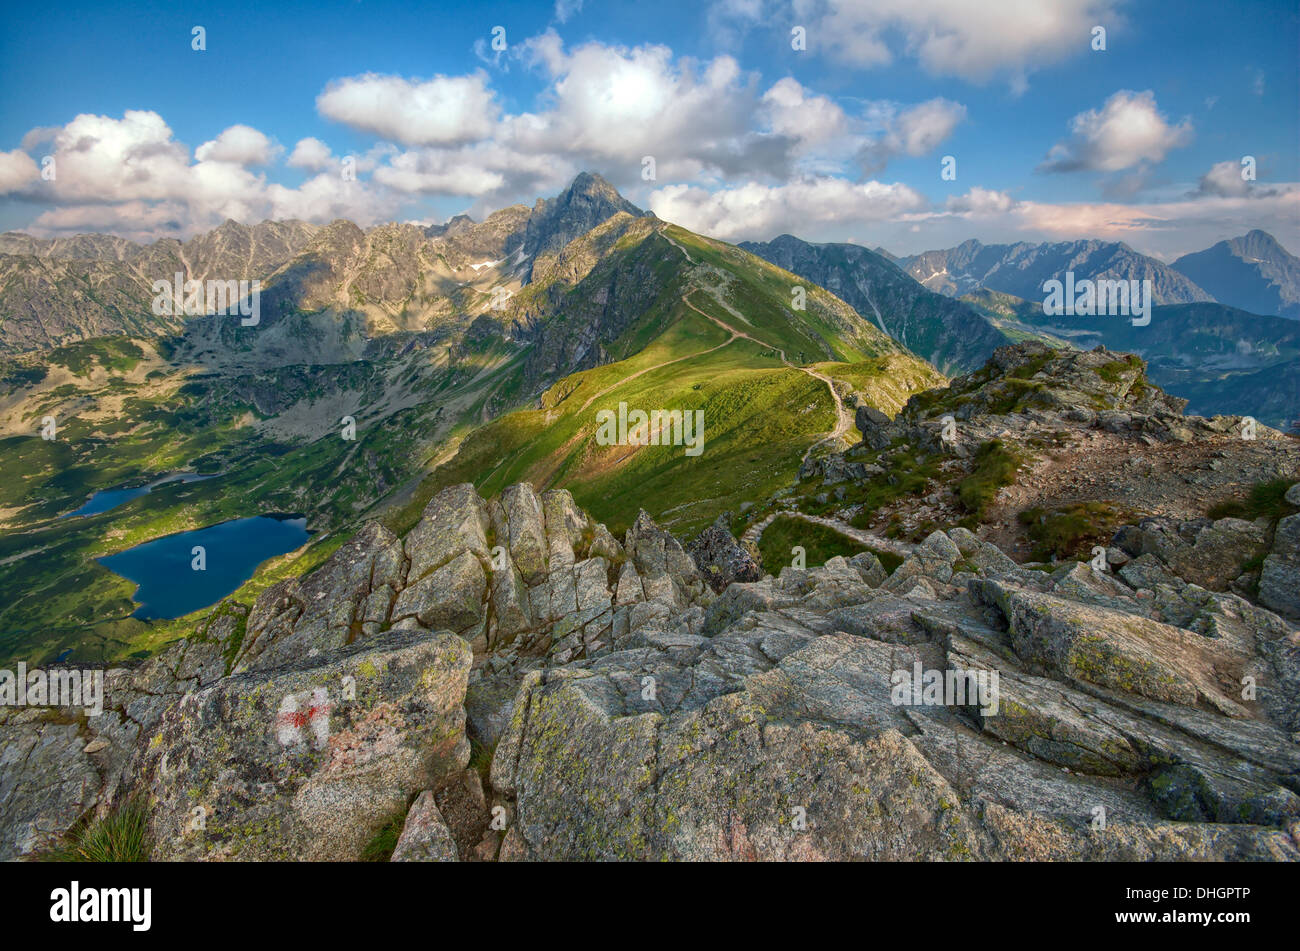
[391,224,943,537]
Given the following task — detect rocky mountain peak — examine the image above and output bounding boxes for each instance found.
[521,171,645,262]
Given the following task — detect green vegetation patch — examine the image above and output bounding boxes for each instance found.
[845,447,942,531]
[1017,501,1133,562]
[360,806,410,862]
[757,514,897,575]
[42,800,152,862]
[1207,478,1298,522]
[956,440,1024,525]
[47,337,145,376]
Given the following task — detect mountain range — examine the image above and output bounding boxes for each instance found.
[1,172,1297,666]
[3,172,1300,867]
[0,173,939,663]
[739,235,1011,375]
[1172,229,1300,320]
[894,232,1300,323]
[897,237,1213,304]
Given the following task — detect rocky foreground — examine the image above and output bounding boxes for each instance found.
[3,348,1300,861]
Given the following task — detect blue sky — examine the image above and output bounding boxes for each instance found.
[1,0,1296,258]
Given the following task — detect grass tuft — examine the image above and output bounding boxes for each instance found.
[1207,478,1297,522]
[43,800,152,862]
[361,806,410,862]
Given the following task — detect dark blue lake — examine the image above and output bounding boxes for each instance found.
[64,473,217,518]
[97,515,310,619]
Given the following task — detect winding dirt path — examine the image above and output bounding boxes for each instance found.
[741,510,913,558]
[576,328,739,413]
[677,296,853,463]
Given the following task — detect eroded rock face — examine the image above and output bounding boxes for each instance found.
[141,626,471,861]
[1113,517,1269,593]
[485,522,1300,861]
[1260,509,1300,621]
[6,479,1299,863]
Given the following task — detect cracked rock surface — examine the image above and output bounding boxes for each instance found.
[4,468,1299,861]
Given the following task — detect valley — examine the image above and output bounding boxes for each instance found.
[0,173,1295,678]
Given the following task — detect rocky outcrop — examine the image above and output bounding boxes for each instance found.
[685,514,761,593]
[490,532,1300,860]
[5,475,1299,863]
[390,791,458,862]
[1112,517,1269,593]
[1260,498,1300,621]
[143,626,471,861]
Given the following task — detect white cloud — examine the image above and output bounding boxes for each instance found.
[761,78,849,150]
[944,186,1017,215]
[1039,90,1192,173]
[316,72,499,146]
[857,98,966,172]
[373,150,508,196]
[42,110,193,203]
[555,0,583,23]
[195,125,279,165]
[26,200,193,239]
[649,177,928,240]
[1192,158,1278,199]
[0,149,40,194]
[314,37,962,206]
[287,137,334,171]
[266,172,403,223]
[11,110,397,240]
[509,35,764,172]
[796,0,1122,85]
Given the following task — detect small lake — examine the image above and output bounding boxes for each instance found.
[64,472,218,518]
[97,515,310,619]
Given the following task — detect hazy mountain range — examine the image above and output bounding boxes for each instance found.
[893,232,1300,322]
[1172,229,1300,320]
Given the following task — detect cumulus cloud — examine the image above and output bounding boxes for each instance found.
[1039,90,1192,173]
[315,36,962,208]
[287,137,334,171]
[372,148,510,197]
[8,110,397,239]
[648,177,928,240]
[195,125,279,165]
[760,77,849,150]
[1192,158,1277,198]
[0,149,41,194]
[511,35,767,172]
[316,72,499,146]
[944,186,1017,215]
[857,98,966,173]
[798,0,1121,85]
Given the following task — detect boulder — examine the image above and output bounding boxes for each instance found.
[1259,513,1300,620]
[685,515,762,594]
[140,627,471,861]
[391,790,458,862]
